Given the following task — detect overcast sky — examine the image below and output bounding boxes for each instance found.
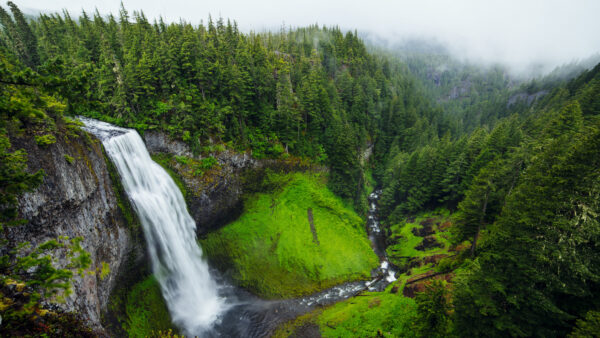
[11,0,600,74]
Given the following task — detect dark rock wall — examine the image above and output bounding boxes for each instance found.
[144,131,257,235]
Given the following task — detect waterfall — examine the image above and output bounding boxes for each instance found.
[80,118,226,335]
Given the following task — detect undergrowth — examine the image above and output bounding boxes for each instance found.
[122,276,174,337]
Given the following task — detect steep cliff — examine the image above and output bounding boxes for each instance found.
[144,131,257,234]
[7,131,139,332]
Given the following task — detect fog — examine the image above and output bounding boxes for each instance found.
[12,0,600,75]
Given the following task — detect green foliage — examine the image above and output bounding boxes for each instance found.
[452,108,600,336]
[0,236,92,329]
[34,133,56,146]
[569,311,600,338]
[174,155,190,165]
[200,172,378,298]
[171,154,218,177]
[317,291,417,337]
[1,3,457,210]
[0,1,39,68]
[123,276,174,337]
[63,154,74,164]
[413,280,452,338]
[99,261,110,280]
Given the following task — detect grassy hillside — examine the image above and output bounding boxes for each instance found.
[200,172,379,298]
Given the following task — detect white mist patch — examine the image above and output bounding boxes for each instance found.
[81,118,226,335]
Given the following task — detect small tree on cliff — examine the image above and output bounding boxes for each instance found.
[413,280,452,338]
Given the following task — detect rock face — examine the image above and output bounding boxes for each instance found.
[8,132,136,333]
[507,90,549,108]
[5,127,314,333]
[144,131,258,235]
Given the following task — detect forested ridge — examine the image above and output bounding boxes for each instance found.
[1,4,452,210]
[376,59,600,336]
[1,2,599,336]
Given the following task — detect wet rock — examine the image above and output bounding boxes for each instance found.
[411,223,435,237]
[145,131,256,234]
[290,323,322,338]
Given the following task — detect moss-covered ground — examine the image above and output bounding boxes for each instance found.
[200,172,379,298]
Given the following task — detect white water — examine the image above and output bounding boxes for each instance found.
[80,118,225,335]
[367,190,397,289]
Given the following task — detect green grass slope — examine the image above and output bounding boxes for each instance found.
[200,172,378,298]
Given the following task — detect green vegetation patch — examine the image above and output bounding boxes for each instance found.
[34,133,57,146]
[274,287,417,338]
[200,172,378,298]
[63,154,75,164]
[123,276,174,337]
[317,291,417,337]
[386,210,452,268]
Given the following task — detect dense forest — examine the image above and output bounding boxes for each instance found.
[1,2,599,336]
[0,3,452,211]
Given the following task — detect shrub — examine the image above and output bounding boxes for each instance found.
[35,134,56,146]
[64,154,75,164]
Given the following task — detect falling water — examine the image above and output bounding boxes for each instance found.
[80,118,226,335]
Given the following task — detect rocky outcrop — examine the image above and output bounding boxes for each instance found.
[507,90,548,108]
[144,131,258,234]
[8,132,138,333]
[144,131,319,236]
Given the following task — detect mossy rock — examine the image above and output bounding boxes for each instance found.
[200,172,378,298]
